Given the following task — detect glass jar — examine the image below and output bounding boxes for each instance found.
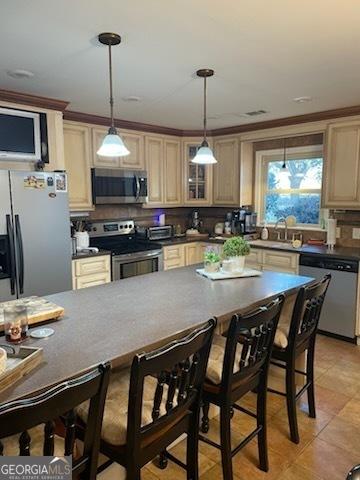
[4,304,28,344]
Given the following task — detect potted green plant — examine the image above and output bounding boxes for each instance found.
[223,236,250,272]
[204,248,221,273]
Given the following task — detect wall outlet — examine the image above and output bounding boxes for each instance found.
[336,227,341,239]
[353,228,360,240]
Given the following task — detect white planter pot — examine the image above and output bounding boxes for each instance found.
[228,255,246,273]
[204,261,220,273]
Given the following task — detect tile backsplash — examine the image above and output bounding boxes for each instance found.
[88,205,231,233]
[86,205,360,249]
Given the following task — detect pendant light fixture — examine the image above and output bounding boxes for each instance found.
[192,69,217,164]
[97,32,130,157]
[280,138,289,174]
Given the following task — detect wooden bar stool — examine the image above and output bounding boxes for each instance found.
[269,274,331,444]
[0,362,110,480]
[200,296,285,480]
[77,319,215,480]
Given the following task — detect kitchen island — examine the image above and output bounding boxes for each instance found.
[0,267,313,404]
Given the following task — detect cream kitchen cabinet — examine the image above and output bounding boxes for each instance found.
[63,122,93,211]
[184,242,203,265]
[323,120,360,209]
[163,244,185,270]
[163,242,204,270]
[145,135,182,207]
[72,254,111,290]
[213,137,240,206]
[183,139,213,206]
[246,247,299,274]
[92,127,145,170]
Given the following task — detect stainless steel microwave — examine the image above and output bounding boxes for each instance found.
[91,168,148,204]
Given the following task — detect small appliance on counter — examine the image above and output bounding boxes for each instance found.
[137,225,173,241]
[230,207,257,235]
[186,210,205,236]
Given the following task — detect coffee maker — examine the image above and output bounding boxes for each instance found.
[231,207,257,235]
[189,210,202,232]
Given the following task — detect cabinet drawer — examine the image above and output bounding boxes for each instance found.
[75,272,111,289]
[246,249,263,265]
[163,245,184,261]
[164,258,185,270]
[262,250,298,272]
[74,255,110,276]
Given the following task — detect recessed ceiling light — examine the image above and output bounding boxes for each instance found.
[293,96,312,103]
[122,95,142,102]
[7,69,35,79]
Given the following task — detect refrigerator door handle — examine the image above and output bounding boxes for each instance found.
[6,214,16,296]
[14,214,24,295]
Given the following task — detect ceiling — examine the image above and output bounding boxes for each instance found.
[1,0,360,129]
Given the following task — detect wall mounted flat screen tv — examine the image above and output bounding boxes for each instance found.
[0,107,41,161]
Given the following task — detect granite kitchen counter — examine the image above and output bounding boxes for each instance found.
[0,267,312,404]
[72,249,112,260]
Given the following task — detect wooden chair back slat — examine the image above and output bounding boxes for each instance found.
[0,363,110,480]
[221,296,285,393]
[126,320,215,457]
[43,421,55,456]
[288,274,331,351]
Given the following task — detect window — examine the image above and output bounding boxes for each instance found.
[256,147,323,226]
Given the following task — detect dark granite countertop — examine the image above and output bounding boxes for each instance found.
[157,235,209,246]
[72,249,111,260]
[0,267,312,403]
[247,240,360,261]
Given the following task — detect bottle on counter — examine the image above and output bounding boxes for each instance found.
[261,223,269,240]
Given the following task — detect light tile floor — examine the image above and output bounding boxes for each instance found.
[101,335,360,479]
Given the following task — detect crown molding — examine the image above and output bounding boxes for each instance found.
[2,87,360,137]
[210,105,360,136]
[63,110,197,136]
[0,88,69,112]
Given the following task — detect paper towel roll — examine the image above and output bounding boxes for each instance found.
[327,218,337,248]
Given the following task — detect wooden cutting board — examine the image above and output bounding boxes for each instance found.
[0,296,64,332]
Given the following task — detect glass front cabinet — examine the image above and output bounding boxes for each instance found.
[183,139,213,206]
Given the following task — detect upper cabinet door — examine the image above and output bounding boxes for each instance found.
[164,138,182,205]
[323,121,360,209]
[145,136,164,205]
[183,139,213,206]
[213,137,240,206]
[119,131,145,170]
[92,127,121,168]
[63,122,93,211]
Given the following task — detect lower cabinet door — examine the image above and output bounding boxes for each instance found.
[75,272,111,289]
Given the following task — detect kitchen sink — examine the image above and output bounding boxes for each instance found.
[249,240,296,249]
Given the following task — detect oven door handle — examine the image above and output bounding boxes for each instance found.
[6,214,16,295]
[113,250,163,264]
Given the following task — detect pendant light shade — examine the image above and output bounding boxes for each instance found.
[192,140,217,164]
[97,32,130,157]
[192,68,217,165]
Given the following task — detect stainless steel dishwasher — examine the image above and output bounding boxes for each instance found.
[299,254,358,341]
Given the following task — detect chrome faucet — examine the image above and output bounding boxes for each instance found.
[274,217,288,242]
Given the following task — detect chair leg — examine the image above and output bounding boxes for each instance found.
[126,467,141,479]
[157,451,168,469]
[220,404,233,480]
[256,383,269,472]
[187,410,200,480]
[306,346,316,419]
[201,401,210,434]
[285,363,300,444]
